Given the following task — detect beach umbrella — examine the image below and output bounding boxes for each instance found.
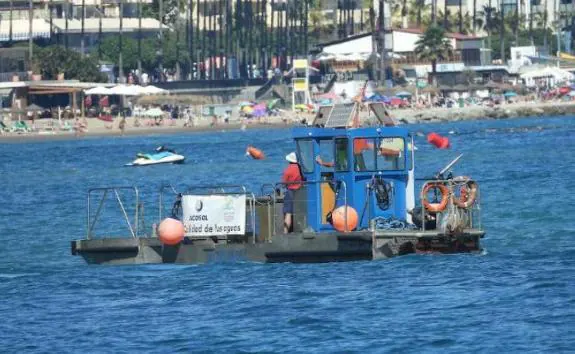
[252,109,267,117]
[141,85,168,95]
[503,91,517,97]
[26,103,44,111]
[85,86,112,95]
[390,98,403,106]
[239,101,253,107]
[253,103,266,111]
[144,108,164,117]
[242,106,254,114]
[109,85,141,96]
[559,86,570,95]
[395,91,412,98]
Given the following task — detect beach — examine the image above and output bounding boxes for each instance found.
[2,99,575,142]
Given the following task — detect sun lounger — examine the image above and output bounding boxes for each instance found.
[11,121,31,133]
[59,120,74,132]
[0,121,9,133]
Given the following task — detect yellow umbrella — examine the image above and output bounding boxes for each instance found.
[242,106,254,113]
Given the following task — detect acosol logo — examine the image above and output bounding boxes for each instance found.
[195,199,203,212]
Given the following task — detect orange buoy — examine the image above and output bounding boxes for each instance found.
[246,145,265,160]
[331,206,358,232]
[157,218,185,245]
[427,132,450,149]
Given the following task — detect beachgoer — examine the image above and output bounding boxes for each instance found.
[282,152,303,233]
[119,116,126,135]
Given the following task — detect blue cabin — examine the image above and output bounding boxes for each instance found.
[290,125,415,233]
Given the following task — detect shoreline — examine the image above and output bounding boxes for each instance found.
[2,100,575,143]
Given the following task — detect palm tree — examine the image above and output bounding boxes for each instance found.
[408,0,430,27]
[388,0,403,27]
[477,3,497,50]
[499,0,505,63]
[472,0,477,34]
[414,24,453,84]
[458,0,463,33]
[442,0,447,28]
[534,8,549,52]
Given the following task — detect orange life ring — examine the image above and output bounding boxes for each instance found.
[246,145,265,160]
[422,183,449,213]
[453,181,478,209]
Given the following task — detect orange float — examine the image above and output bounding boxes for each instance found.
[158,218,185,245]
[421,183,449,213]
[427,132,450,149]
[331,206,358,232]
[246,145,265,160]
[453,181,478,209]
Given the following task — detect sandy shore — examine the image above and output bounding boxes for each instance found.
[1,100,574,143]
[0,116,297,143]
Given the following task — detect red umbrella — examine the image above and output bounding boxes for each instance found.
[559,86,570,95]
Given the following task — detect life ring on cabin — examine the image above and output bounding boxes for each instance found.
[422,183,449,213]
[453,181,478,209]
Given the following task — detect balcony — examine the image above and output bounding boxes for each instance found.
[390,52,463,66]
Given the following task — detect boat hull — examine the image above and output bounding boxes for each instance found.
[71,229,485,265]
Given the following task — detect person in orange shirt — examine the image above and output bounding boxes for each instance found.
[282,152,303,233]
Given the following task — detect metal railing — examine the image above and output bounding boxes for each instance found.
[420,178,481,233]
[86,186,140,239]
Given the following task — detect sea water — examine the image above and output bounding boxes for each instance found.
[1,116,574,352]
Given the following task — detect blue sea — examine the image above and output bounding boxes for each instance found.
[1,116,575,353]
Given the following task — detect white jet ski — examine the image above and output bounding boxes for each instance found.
[126,146,185,166]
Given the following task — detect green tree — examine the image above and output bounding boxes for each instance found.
[414,25,453,84]
[97,36,157,73]
[32,45,106,82]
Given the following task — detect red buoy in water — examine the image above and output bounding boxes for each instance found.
[246,145,265,160]
[427,132,450,149]
[158,218,185,245]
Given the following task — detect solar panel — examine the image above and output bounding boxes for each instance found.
[324,103,356,128]
[369,102,398,126]
[312,105,333,126]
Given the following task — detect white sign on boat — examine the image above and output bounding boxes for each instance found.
[182,194,246,236]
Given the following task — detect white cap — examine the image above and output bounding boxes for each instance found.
[285,152,297,163]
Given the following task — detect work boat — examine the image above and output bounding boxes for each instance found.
[72,103,484,265]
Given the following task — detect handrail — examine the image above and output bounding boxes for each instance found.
[420,178,480,232]
[323,74,337,93]
[87,186,139,239]
[255,77,277,100]
[158,184,179,222]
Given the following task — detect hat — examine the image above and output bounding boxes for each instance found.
[285,152,298,163]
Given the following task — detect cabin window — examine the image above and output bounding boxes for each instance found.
[353,138,376,171]
[334,138,349,171]
[377,137,406,171]
[296,139,314,173]
[353,137,406,171]
[319,139,334,172]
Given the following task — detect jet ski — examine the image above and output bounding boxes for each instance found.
[126,146,185,166]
